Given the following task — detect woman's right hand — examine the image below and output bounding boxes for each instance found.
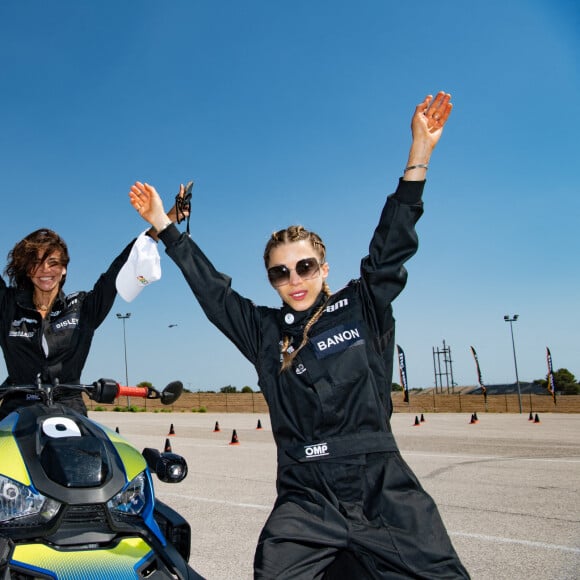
[166,182,191,225]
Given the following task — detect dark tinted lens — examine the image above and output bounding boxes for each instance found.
[267,265,290,286]
[295,258,319,279]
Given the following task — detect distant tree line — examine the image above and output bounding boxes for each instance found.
[144,369,579,396]
[534,368,579,395]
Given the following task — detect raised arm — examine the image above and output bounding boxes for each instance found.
[403,91,452,181]
[361,91,453,334]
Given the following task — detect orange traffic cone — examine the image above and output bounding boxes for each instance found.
[534,413,541,424]
[168,423,176,436]
[413,416,420,426]
[256,419,263,430]
[229,429,240,445]
[164,438,172,453]
[213,421,221,432]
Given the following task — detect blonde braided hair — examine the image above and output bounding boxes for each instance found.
[264,225,332,372]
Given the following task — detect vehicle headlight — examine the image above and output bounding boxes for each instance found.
[107,472,147,515]
[0,475,60,524]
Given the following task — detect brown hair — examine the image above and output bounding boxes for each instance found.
[5,228,70,290]
[264,225,331,371]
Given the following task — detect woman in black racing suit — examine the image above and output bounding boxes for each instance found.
[0,205,179,419]
[131,91,470,579]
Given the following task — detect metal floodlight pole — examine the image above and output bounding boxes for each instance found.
[116,313,132,408]
[504,314,522,413]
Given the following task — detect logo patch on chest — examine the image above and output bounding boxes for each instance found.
[310,322,364,359]
[52,316,79,331]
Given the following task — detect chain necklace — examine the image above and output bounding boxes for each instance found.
[33,295,55,312]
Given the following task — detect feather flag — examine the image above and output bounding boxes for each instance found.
[396,345,409,403]
[470,346,486,395]
[546,347,556,404]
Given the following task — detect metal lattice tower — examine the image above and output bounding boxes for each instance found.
[432,340,455,394]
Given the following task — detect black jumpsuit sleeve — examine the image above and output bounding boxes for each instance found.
[360,178,424,342]
[80,239,136,328]
[159,226,262,364]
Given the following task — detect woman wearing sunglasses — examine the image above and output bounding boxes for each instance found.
[130,91,469,579]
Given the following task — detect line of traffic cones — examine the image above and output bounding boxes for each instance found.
[527,411,541,423]
[412,413,426,426]
[211,419,267,444]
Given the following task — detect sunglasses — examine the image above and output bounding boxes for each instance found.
[267,257,322,287]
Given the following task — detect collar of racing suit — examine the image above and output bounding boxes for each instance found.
[278,291,328,332]
[15,288,66,312]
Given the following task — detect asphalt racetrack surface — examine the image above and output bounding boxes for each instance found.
[91,411,580,580]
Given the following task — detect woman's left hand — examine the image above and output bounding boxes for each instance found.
[129,182,170,232]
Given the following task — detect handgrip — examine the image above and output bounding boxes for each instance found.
[117,385,150,399]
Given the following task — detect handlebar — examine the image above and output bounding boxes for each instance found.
[0,378,183,406]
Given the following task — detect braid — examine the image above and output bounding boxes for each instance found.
[280,284,332,372]
[264,225,326,268]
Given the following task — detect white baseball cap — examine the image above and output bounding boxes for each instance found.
[116,231,162,302]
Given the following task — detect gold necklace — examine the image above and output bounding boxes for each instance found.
[33,296,54,312]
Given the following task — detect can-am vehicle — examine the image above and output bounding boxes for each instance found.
[0,377,204,579]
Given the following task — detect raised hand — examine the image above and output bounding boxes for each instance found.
[404,91,453,180]
[129,182,171,233]
[412,91,453,146]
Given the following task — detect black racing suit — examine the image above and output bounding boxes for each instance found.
[0,240,135,418]
[158,179,470,579]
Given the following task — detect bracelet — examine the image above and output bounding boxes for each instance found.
[155,219,173,234]
[404,163,429,172]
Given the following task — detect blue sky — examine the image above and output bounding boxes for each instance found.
[1,1,578,392]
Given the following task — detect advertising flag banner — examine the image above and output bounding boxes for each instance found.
[470,346,486,394]
[546,347,556,404]
[396,345,409,403]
